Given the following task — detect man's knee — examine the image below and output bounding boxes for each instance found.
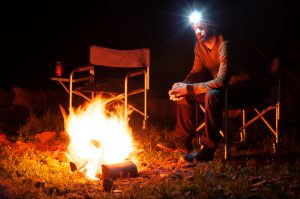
[204,89,223,106]
[177,96,195,106]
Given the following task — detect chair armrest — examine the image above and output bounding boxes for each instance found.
[72,65,94,73]
[126,69,146,78]
[70,65,94,82]
[50,77,70,82]
[72,76,94,83]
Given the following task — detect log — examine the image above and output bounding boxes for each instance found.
[69,159,88,172]
[101,160,138,179]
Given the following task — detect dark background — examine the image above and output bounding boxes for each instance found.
[1,0,299,97]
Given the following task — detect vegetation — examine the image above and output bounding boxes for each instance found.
[1,116,300,198]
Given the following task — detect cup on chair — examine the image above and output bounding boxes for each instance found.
[55,62,63,77]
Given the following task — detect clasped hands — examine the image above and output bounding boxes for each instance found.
[168,82,189,101]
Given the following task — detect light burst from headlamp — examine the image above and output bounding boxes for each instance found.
[189,11,202,24]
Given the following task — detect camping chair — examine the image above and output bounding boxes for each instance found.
[51,45,150,129]
[195,59,281,160]
[223,77,281,159]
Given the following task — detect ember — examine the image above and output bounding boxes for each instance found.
[64,96,137,179]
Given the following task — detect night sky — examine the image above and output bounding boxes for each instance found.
[1,0,299,97]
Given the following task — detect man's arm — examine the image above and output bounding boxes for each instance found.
[192,41,230,94]
[168,41,231,100]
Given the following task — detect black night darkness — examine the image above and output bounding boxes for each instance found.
[1,0,299,95]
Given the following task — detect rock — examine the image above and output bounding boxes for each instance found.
[13,140,36,153]
[56,152,69,162]
[59,130,69,140]
[34,131,56,143]
[11,87,32,110]
[0,133,6,141]
[0,133,10,144]
[48,140,68,151]
[34,142,50,151]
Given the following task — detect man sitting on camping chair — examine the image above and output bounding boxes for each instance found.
[157,11,272,162]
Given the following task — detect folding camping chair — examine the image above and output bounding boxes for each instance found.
[195,58,281,160]
[51,45,150,129]
[223,77,281,159]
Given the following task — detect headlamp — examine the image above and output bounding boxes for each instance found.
[189,11,202,25]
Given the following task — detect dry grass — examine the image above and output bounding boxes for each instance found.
[0,132,299,198]
[0,113,300,198]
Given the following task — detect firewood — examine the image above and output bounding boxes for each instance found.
[69,159,88,172]
[101,160,138,179]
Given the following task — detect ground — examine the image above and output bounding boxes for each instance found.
[1,83,300,198]
[0,126,300,199]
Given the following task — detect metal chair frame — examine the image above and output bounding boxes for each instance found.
[51,46,150,129]
[196,78,281,160]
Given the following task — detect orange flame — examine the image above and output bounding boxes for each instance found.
[65,96,135,179]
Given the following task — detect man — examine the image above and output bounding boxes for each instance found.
[157,14,269,162]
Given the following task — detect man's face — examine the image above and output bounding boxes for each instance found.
[192,23,211,42]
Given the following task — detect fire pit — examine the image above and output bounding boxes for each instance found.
[63,96,138,180]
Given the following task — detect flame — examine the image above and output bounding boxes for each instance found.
[65,96,135,179]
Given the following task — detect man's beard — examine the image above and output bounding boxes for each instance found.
[199,30,213,42]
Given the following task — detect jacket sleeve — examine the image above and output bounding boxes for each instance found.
[193,41,231,94]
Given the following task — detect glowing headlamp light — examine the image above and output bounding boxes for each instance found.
[189,11,202,25]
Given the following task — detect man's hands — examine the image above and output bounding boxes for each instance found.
[168,82,189,101]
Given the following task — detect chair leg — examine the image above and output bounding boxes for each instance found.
[224,89,230,160]
[273,101,280,154]
[143,88,148,130]
[240,110,246,142]
[124,78,128,127]
[142,120,147,130]
[193,103,200,146]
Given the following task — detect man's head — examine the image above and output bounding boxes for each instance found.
[189,11,219,42]
[192,22,219,42]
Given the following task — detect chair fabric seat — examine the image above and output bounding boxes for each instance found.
[226,80,276,110]
[76,77,143,94]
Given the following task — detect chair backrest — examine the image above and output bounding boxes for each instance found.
[89,45,150,90]
[89,45,150,68]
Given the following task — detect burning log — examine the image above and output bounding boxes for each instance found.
[69,159,88,172]
[101,160,138,179]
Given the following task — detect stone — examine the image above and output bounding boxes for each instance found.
[34,131,56,143]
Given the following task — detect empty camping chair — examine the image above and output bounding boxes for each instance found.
[51,45,150,129]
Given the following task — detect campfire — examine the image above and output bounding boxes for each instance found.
[63,96,138,180]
